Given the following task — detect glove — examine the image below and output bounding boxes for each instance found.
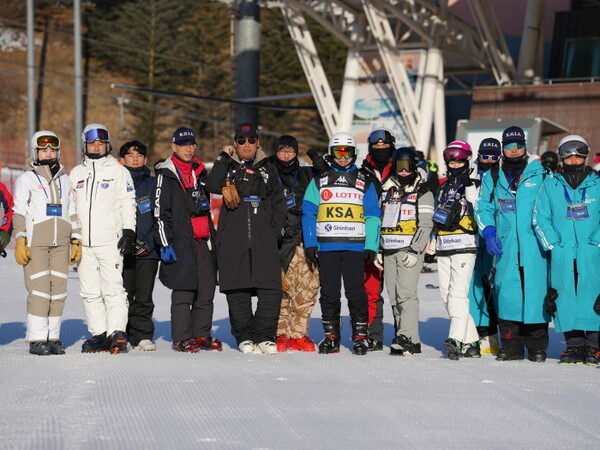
[305,246,318,270]
[544,287,558,318]
[402,251,419,269]
[134,240,151,257]
[160,244,178,264]
[594,294,600,315]
[364,249,376,265]
[307,148,329,174]
[482,226,503,257]
[374,252,384,270]
[0,229,10,255]
[424,253,436,264]
[118,229,136,256]
[15,237,31,265]
[70,238,82,265]
[281,270,290,292]
[222,177,241,209]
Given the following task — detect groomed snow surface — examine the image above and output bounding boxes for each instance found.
[1,250,598,449]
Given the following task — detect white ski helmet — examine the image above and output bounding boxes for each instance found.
[30,130,60,162]
[557,135,589,163]
[328,132,356,160]
[81,123,112,157]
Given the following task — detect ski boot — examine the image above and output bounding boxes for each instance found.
[444,338,462,361]
[559,347,585,364]
[527,349,547,362]
[82,332,109,353]
[318,320,340,354]
[391,334,422,356]
[29,341,51,356]
[108,331,128,354]
[366,337,383,352]
[584,347,600,366]
[352,321,368,356]
[48,340,66,355]
[463,341,481,358]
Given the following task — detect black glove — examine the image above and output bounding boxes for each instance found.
[134,240,151,257]
[0,229,10,255]
[364,249,376,265]
[118,229,136,256]
[305,246,319,270]
[594,294,600,315]
[544,287,558,318]
[424,253,436,264]
[308,148,329,174]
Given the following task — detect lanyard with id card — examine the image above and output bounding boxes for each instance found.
[499,199,516,213]
[564,187,589,220]
[382,202,401,228]
[137,196,151,214]
[35,172,63,217]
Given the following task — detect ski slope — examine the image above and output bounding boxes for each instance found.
[0,249,598,449]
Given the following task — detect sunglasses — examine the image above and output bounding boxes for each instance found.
[236,137,257,145]
[479,154,500,162]
[36,135,60,149]
[331,145,355,159]
[84,128,109,143]
[503,142,525,151]
[558,141,589,159]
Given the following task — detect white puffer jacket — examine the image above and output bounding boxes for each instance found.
[69,154,136,247]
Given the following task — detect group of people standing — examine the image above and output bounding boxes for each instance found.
[0,122,598,365]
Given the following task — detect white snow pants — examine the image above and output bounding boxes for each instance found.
[437,253,479,344]
[79,244,128,336]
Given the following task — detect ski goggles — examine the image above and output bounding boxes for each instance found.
[84,128,109,143]
[236,137,257,145]
[558,140,589,159]
[36,135,60,149]
[479,154,500,162]
[503,142,525,151]
[330,145,356,159]
[443,148,471,161]
[368,129,394,145]
[395,159,414,172]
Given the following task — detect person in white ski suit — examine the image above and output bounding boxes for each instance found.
[69,123,136,353]
[13,131,81,355]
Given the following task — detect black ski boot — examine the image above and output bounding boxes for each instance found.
[391,334,422,356]
[462,341,481,358]
[352,322,368,356]
[496,338,524,361]
[366,337,383,352]
[559,347,585,364]
[527,349,547,362]
[29,341,51,356]
[444,338,462,361]
[318,320,340,354]
[584,347,600,366]
[48,340,66,355]
[82,332,108,353]
[108,331,128,354]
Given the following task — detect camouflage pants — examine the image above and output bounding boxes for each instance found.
[277,244,320,339]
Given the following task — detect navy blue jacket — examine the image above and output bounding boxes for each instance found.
[127,166,159,260]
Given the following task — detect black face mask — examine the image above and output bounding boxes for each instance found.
[447,165,469,178]
[37,158,58,166]
[275,156,299,175]
[478,161,496,173]
[86,152,108,160]
[394,171,417,186]
[370,146,394,165]
[502,153,528,170]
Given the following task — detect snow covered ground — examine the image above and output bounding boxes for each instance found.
[1,250,599,449]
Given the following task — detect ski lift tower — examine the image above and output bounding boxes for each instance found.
[280,0,516,160]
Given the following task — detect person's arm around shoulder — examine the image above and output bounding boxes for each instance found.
[363,182,382,253]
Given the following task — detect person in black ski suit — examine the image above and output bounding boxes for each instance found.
[206,123,287,355]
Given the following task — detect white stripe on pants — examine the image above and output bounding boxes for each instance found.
[79,244,129,336]
[437,253,479,344]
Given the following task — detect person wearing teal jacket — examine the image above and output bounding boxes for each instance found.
[533,135,600,366]
[475,126,550,362]
[302,132,381,356]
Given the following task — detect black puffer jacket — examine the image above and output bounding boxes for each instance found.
[270,156,313,272]
[206,148,287,292]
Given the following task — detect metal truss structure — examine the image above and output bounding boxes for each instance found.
[280,0,516,155]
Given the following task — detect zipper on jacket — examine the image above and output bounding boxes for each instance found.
[88,162,96,246]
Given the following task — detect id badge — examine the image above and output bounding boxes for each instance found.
[432,207,450,225]
[137,196,151,214]
[46,203,62,217]
[382,203,401,228]
[199,199,210,211]
[499,199,516,213]
[567,204,589,220]
[286,194,296,209]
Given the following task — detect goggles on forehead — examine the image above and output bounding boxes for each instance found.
[503,142,525,151]
[558,140,589,159]
[479,154,500,162]
[36,135,60,149]
[331,145,356,159]
[84,128,109,143]
[395,159,413,173]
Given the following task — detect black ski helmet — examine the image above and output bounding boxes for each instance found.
[368,129,395,164]
[392,146,418,178]
[540,151,559,172]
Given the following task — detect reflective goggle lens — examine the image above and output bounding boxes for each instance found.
[331,145,355,159]
[503,142,525,151]
[479,154,500,162]
[444,148,471,161]
[395,159,412,172]
[558,141,589,158]
[36,135,60,149]
[368,130,394,145]
[84,128,109,143]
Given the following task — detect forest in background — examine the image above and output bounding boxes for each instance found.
[0,0,347,167]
